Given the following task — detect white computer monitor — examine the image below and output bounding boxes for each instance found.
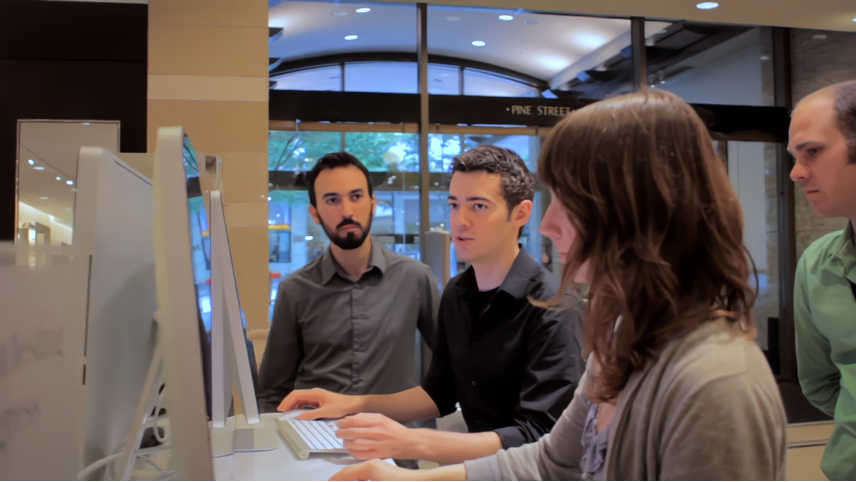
[151,127,214,479]
[210,189,260,426]
[73,147,158,476]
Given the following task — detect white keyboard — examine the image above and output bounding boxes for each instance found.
[276,416,349,460]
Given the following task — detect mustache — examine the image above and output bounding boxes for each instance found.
[336,218,363,230]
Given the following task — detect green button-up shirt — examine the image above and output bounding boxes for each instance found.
[795,220,856,480]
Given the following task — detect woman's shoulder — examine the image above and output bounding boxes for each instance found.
[659,318,779,401]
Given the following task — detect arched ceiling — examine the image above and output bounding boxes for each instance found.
[269,2,670,82]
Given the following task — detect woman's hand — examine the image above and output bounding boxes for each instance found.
[329,459,416,481]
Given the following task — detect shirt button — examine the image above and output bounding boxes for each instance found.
[471,381,477,386]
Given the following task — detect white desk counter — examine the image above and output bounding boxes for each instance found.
[212,413,377,481]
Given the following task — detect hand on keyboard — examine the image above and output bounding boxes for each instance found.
[278,388,364,420]
[335,413,417,460]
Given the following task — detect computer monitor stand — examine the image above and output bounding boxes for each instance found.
[116,314,171,481]
[209,190,278,456]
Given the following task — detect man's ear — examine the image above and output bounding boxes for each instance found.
[371,193,378,217]
[308,204,322,225]
[513,199,533,228]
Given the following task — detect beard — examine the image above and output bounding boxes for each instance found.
[319,214,372,250]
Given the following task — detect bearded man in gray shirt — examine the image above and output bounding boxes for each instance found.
[256,152,440,413]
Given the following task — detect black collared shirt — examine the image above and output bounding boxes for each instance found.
[422,246,585,449]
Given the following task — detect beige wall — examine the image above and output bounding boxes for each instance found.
[148,0,271,330]
[791,29,856,257]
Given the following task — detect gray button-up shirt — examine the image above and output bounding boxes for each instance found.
[256,239,441,413]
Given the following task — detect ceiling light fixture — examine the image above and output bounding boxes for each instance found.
[330,10,347,16]
[267,197,272,201]
[499,15,513,21]
[28,159,34,165]
[760,55,770,61]
[56,176,62,181]
[40,197,48,200]
[66,180,74,185]
[696,2,719,9]
[356,7,370,13]
[34,166,44,170]
[472,40,486,47]
[344,35,358,40]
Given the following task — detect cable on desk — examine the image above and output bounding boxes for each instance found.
[77,452,123,480]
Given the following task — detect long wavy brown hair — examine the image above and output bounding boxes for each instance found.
[537,90,756,402]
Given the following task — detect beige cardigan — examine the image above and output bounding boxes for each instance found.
[465,318,787,480]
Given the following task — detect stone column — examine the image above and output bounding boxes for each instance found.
[148,0,271,331]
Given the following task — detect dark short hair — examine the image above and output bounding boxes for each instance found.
[306,152,373,207]
[833,80,856,164]
[451,145,535,213]
[451,145,535,238]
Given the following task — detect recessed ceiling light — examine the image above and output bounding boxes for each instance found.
[56,176,62,181]
[499,15,513,21]
[344,35,358,40]
[696,2,719,9]
[524,19,538,25]
[66,180,74,185]
[760,55,770,61]
[356,7,370,13]
[40,197,48,200]
[34,166,44,170]
[446,16,460,21]
[83,122,90,125]
[472,40,486,47]
[330,10,347,16]
[852,17,856,21]
[267,197,272,201]
[28,159,34,165]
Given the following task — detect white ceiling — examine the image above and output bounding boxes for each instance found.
[370,0,856,32]
[269,2,670,81]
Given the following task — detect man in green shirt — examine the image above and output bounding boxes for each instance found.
[789,80,856,480]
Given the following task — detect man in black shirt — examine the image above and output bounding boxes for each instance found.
[280,145,584,464]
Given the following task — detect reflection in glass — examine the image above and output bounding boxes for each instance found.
[181,138,214,331]
[345,62,417,94]
[726,141,779,351]
[464,69,539,97]
[16,121,120,247]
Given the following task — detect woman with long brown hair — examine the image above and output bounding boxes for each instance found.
[330,89,787,481]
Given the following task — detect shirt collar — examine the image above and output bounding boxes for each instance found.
[455,246,542,300]
[320,237,386,285]
[830,220,856,280]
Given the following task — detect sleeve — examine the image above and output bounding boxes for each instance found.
[417,265,442,352]
[255,281,303,413]
[421,287,458,417]
[658,373,787,480]
[465,375,589,481]
[794,254,840,416]
[493,295,585,448]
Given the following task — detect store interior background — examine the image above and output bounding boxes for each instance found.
[2,1,855,452]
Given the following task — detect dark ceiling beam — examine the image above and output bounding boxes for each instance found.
[268,52,549,90]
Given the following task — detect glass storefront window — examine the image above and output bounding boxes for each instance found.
[726,141,779,351]
[429,64,461,95]
[272,65,341,91]
[345,62,417,94]
[463,69,539,97]
[269,131,342,171]
[345,131,420,172]
[646,24,773,106]
[267,129,552,319]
